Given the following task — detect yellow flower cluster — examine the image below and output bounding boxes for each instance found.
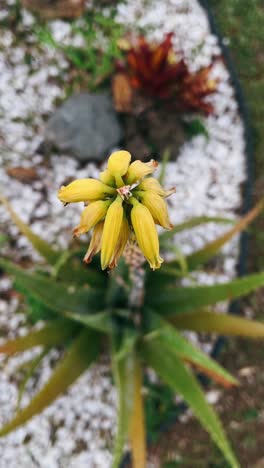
[57,150,175,270]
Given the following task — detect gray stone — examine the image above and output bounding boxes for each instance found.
[45,93,122,162]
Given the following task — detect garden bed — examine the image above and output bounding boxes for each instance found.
[0,0,248,466]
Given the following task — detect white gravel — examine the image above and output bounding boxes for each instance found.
[0,0,246,466]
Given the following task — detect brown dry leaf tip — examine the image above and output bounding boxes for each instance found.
[112,72,133,113]
[22,0,86,19]
[6,167,39,183]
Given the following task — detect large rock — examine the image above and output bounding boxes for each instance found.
[45,93,122,162]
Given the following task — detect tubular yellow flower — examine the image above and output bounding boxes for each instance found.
[131,199,163,270]
[83,221,104,264]
[109,216,130,269]
[107,150,132,177]
[139,191,173,230]
[58,149,176,270]
[125,159,158,184]
[137,177,167,196]
[73,200,111,237]
[101,196,124,270]
[99,169,115,187]
[58,178,115,203]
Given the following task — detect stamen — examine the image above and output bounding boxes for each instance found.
[117,185,132,200]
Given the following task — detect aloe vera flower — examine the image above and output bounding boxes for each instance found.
[58,150,175,270]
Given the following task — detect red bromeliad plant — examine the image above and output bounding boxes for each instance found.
[113,33,217,114]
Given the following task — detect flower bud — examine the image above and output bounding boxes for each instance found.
[58,179,115,203]
[101,196,124,270]
[109,216,130,269]
[73,200,111,237]
[99,169,115,187]
[131,199,163,270]
[137,178,176,198]
[125,159,158,184]
[137,177,165,195]
[140,191,173,230]
[83,221,104,264]
[107,150,131,177]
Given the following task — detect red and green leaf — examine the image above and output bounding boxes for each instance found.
[144,313,238,388]
[147,272,264,316]
[0,194,61,265]
[141,336,239,468]
[170,310,264,338]
[0,319,79,355]
[0,329,100,436]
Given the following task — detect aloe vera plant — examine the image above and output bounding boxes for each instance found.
[1,185,264,468]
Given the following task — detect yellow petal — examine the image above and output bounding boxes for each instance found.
[131,199,163,270]
[107,150,131,177]
[73,200,111,237]
[99,169,115,187]
[137,178,176,198]
[58,179,115,203]
[109,216,130,269]
[101,196,124,270]
[83,221,104,264]
[137,177,166,195]
[125,160,158,184]
[140,191,173,230]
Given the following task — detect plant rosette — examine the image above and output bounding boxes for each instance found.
[1,150,264,468]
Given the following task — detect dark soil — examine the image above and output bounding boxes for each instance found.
[120,98,187,162]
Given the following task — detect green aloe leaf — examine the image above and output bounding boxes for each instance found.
[65,310,111,333]
[184,201,264,271]
[158,147,171,185]
[145,314,238,388]
[141,337,239,468]
[164,244,188,275]
[0,195,104,288]
[0,194,61,265]
[147,272,264,316]
[0,258,103,318]
[170,310,264,338]
[160,216,233,244]
[0,328,100,436]
[111,332,137,468]
[0,319,80,355]
[52,249,106,288]
[16,349,49,411]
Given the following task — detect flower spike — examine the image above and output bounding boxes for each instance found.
[58,149,175,270]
